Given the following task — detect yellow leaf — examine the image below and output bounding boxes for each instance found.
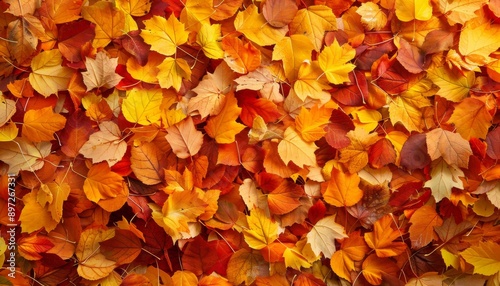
[425,128,472,168]
[150,189,207,242]
[306,215,347,258]
[83,162,125,203]
[204,93,245,144]
[447,97,492,140]
[318,39,356,85]
[82,51,123,91]
[0,137,51,175]
[82,1,125,48]
[157,57,192,92]
[180,0,214,32]
[122,88,163,125]
[459,22,500,66]
[352,109,382,132]
[116,0,151,17]
[409,205,443,249]
[79,121,127,167]
[283,247,312,270]
[243,208,279,250]
[19,190,58,233]
[22,107,66,142]
[196,24,224,59]
[172,270,198,286]
[339,128,379,173]
[39,182,71,223]
[0,121,18,142]
[165,117,204,159]
[293,61,331,102]
[356,2,387,31]
[427,66,475,102]
[395,0,432,22]
[437,0,485,25]
[272,34,315,82]
[424,158,464,202]
[289,5,337,51]
[323,167,363,207]
[295,105,332,142]
[278,126,318,168]
[234,4,287,46]
[461,241,500,276]
[76,227,116,280]
[140,15,189,56]
[29,49,73,97]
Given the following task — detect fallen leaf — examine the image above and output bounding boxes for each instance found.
[29,49,73,97]
[205,93,245,144]
[79,121,127,167]
[22,107,66,142]
[426,128,472,168]
[82,51,123,91]
[306,215,347,258]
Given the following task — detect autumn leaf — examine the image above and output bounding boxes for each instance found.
[197,24,224,59]
[243,208,279,250]
[362,254,400,285]
[227,249,269,285]
[82,51,123,91]
[76,227,116,280]
[289,5,337,51]
[165,117,203,159]
[272,34,314,82]
[339,127,379,173]
[22,107,66,142]
[293,60,331,102]
[295,105,332,142]
[330,231,369,282]
[427,66,475,102]
[233,4,287,46]
[459,22,500,66]
[318,39,356,85]
[0,138,51,175]
[19,190,58,233]
[395,0,433,22]
[461,241,500,275]
[141,14,188,56]
[222,36,261,74]
[278,126,318,168]
[130,141,167,185]
[267,180,304,215]
[262,0,298,28]
[364,215,407,257]
[205,93,245,144]
[82,1,125,48]
[306,215,347,258]
[29,49,73,97]
[323,167,363,207]
[79,121,127,167]
[448,97,493,140]
[424,158,464,202]
[409,204,443,249]
[426,128,472,168]
[356,2,387,31]
[122,88,163,125]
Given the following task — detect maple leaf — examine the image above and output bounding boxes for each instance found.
[339,127,379,173]
[409,205,443,249]
[289,5,337,51]
[122,88,163,125]
[140,14,188,56]
[362,254,400,285]
[165,117,204,159]
[197,24,224,59]
[424,158,464,202]
[150,189,207,242]
[222,36,261,74]
[243,208,279,250]
[82,51,123,91]
[330,231,369,282]
[233,4,287,46]
[364,215,407,257]
[461,241,500,276]
[293,60,331,102]
[272,34,315,82]
[267,180,304,215]
[81,1,125,48]
[427,66,475,102]
[318,39,356,85]
[204,93,245,144]
[306,215,347,258]
[447,97,493,140]
[29,49,73,97]
[157,57,192,92]
[278,126,318,168]
[38,182,71,223]
[19,190,58,233]
[79,121,127,167]
[323,167,363,207]
[22,107,66,142]
[426,128,472,168]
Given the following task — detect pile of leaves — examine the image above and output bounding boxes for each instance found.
[1,0,500,284]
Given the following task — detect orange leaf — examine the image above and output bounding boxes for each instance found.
[75,226,116,280]
[426,128,472,168]
[79,121,127,167]
[323,167,363,207]
[447,97,493,140]
[364,215,407,257]
[205,93,246,144]
[362,254,400,285]
[330,231,369,282]
[267,180,304,215]
[165,117,204,159]
[100,229,141,265]
[222,36,261,74]
[181,236,218,276]
[262,0,297,28]
[18,235,54,260]
[22,106,66,142]
[409,205,443,249]
[339,127,379,173]
[83,162,126,203]
[227,249,269,285]
[295,105,332,142]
